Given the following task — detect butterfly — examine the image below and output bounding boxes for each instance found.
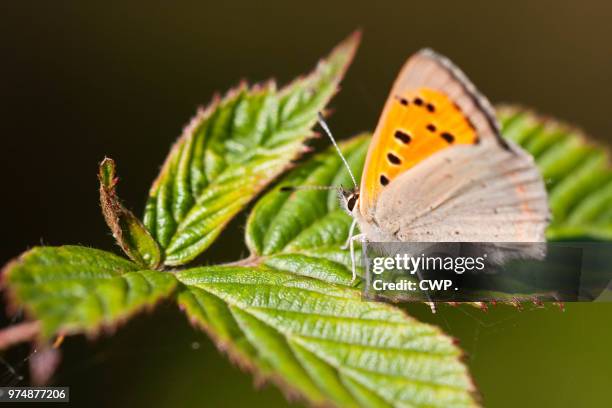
[323,49,550,282]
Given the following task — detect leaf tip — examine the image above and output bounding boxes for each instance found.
[320,30,361,82]
[337,29,362,58]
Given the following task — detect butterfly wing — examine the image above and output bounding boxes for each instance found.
[374,141,549,243]
[359,49,508,219]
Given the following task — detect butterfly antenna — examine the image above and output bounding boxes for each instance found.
[280,185,340,192]
[317,112,358,189]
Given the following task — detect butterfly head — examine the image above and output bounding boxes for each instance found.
[339,187,360,216]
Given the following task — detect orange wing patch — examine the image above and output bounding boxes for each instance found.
[360,88,478,213]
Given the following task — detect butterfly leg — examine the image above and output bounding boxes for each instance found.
[348,233,366,283]
[414,266,437,314]
[341,219,358,250]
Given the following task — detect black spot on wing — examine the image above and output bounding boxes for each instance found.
[387,152,401,165]
[441,132,455,143]
[394,130,411,144]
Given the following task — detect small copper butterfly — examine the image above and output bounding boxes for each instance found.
[320,49,550,283]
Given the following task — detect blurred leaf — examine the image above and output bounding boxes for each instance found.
[143,33,360,266]
[3,246,176,337]
[177,265,476,407]
[498,106,612,240]
[99,158,162,268]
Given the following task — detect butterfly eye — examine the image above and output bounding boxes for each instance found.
[347,194,359,211]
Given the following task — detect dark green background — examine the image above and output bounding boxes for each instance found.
[1,1,611,407]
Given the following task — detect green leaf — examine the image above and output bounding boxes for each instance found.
[498,106,612,240]
[177,265,476,407]
[3,246,177,337]
[143,32,360,266]
[245,134,369,284]
[99,158,162,268]
[177,135,476,407]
